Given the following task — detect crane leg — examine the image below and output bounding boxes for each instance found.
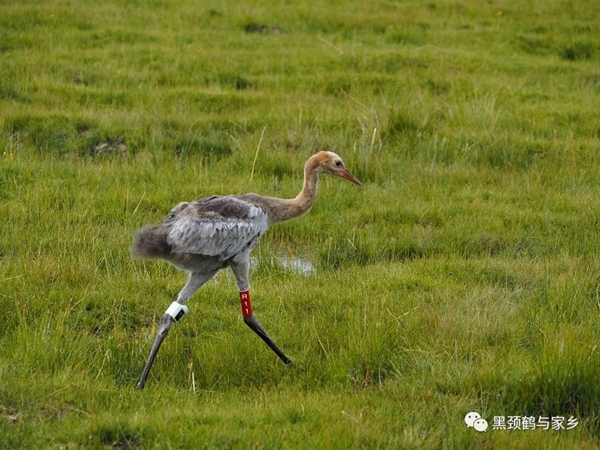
[240,290,292,366]
[136,313,173,390]
[136,302,188,390]
[136,272,216,390]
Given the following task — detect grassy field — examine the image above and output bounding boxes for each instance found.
[1,0,599,448]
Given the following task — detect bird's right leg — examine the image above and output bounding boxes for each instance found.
[240,291,293,366]
[136,271,216,390]
[231,261,292,366]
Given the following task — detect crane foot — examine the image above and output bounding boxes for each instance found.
[244,315,292,366]
[136,313,174,390]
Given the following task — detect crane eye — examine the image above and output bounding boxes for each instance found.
[335,160,342,167]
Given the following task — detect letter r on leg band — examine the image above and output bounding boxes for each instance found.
[239,290,253,317]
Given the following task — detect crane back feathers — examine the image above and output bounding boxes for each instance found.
[131,196,268,270]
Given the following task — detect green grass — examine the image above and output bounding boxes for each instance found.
[1,0,599,448]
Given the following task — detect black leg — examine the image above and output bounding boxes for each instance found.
[136,313,174,390]
[244,315,293,366]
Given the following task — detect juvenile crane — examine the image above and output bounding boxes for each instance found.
[131,151,361,389]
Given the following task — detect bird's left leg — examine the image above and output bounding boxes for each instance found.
[136,271,216,390]
[230,262,292,366]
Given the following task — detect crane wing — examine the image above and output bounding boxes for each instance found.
[165,196,268,261]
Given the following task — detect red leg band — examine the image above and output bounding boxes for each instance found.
[239,290,253,317]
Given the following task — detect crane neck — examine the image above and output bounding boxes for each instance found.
[236,154,324,224]
[289,156,321,218]
[262,155,322,224]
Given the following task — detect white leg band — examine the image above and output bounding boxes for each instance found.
[165,302,189,322]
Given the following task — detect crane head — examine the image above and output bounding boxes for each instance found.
[317,151,362,186]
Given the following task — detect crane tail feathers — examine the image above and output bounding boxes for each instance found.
[131,225,171,259]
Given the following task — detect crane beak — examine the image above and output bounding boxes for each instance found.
[340,169,362,186]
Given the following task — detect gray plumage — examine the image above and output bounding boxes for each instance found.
[131,195,268,275]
